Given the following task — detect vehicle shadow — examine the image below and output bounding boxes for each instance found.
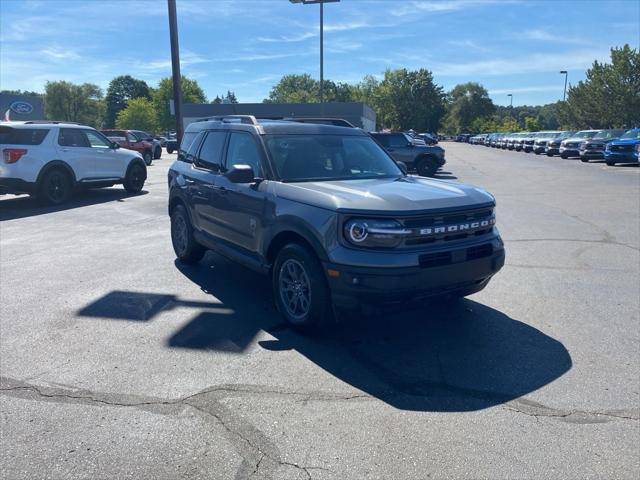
[174,254,571,411]
[78,253,571,412]
[433,170,458,180]
[0,189,148,221]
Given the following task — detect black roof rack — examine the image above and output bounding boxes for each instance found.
[23,120,81,125]
[282,117,356,128]
[196,115,258,125]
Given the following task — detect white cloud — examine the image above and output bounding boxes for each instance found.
[522,29,592,46]
[392,0,515,17]
[258,32,317,43]
[489,85,563,95]
[448,39,489,52]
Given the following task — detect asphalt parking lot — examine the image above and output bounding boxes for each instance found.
[1,144,638,479]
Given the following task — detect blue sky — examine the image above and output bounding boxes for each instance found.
[1,0,638,106]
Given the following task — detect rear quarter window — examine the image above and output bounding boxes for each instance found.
[0,127,50,145]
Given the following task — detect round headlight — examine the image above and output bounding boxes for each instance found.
[348,221,368,243]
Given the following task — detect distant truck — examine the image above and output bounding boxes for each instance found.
[604,128,640,166]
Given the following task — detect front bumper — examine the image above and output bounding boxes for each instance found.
[533,145,546,154]
[559,146,580,157]
[580,148,604,159]
[0,178,35,195]
[604,151,639,163]
[325,237,505,308]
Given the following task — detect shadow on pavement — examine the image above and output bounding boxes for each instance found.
[79,252,572,412]
[433,170,458,180]
[0,189,148,221]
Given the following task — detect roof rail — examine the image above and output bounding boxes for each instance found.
[196,115,258,125]
[23,120,81,125]
[283,117,356,128]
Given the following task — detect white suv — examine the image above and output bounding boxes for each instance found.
[0,121,147,205]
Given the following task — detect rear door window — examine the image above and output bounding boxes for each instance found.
[388,134,408,147]
[58,128,90,147]
[0,127,50,145]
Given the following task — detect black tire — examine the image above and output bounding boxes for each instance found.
[166,147,174,154]
[143,151,152,166]
[546,152,554,157]
[171,204,205,264]
[606,160,616,166]
[154,146,161,159]
[123,162,146,194]
[39,168,72,205]
[580,157,589,163]
[272,243,332,332]
[560,153,568,159]
[416,157,438,177]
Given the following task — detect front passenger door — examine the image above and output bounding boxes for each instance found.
[56,128,95,181]
[212,132,268,253]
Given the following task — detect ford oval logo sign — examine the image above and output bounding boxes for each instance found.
[9,101,34,115]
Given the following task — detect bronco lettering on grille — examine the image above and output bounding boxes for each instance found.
[419,217,495,236]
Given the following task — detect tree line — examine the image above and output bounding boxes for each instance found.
[2,44,636,134]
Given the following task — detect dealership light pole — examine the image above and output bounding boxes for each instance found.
[507,93,513,108]
[168,0,184,142]
[289,0,340,104]
[560,70,568,101]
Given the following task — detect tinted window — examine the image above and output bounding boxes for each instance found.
[102,130,126,138]
[0,127,49,145]
[225,132,263,177]
[195,131,226,170]
[180,132,204,162]
[388,134,409,147]
[371,134,389,147]
[58,128,90,147]
[127,132,139,142]
[179,132,197,155]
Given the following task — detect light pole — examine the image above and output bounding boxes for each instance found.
[167,0,183,142]
[289,0,340,104]
[507,93,513,108]
[560,70,568,101]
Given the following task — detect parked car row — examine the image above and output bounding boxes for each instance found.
[469,129,640,165]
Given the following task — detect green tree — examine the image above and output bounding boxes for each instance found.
[562,44,639,128]
[374,68,445,131]
[1,89,43,97]
[225,90,238,104]
[524,116,541,131]
[103,75,150,128]
[443,82,495,133]
[115,98,158,132]
[153,76,207,131]
[498,117,520,132]
[470,116,500,133]
[264,74,320,103]
[44,81,103,126]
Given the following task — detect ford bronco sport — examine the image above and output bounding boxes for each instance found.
[168,116,504,330]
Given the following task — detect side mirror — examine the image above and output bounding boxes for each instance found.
[111,142,120,149]
[397,161,408,175]
[225,164,255,183]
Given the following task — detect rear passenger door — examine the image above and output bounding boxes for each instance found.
[211,131,268,253]
[56,128,96,181]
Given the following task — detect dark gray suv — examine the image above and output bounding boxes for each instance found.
[370,132,445,177]
[168,116,504,330]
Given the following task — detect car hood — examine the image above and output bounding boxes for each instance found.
[272,176,494,214]
[608,138,640,146]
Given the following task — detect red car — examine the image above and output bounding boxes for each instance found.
[101,129,154,165]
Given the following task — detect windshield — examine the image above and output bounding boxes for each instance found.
[620,129,640,140]
[575,130,599,139]
[265,134,402,182]
[593,129,624,140]
[559,131,576,139]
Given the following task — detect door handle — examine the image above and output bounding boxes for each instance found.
[61,148,69,152]
[184,178,195,185]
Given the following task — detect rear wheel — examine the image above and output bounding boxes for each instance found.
[39,169,72,205]
[580,157,589,163]
[416,157,438,177]
[560,153,568,159]
[123,163,146,193]
[171,205,205,264]
[143,151,152,166]
[166,147,174,154]
[154,146,161,159]
[606,160,616,166]
[273,243,332,332]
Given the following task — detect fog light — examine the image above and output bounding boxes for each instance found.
[352,277,360,285]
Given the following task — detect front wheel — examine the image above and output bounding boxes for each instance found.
[416,157,438,177]
[171,205,205,264]
[580,157,589,163]
[273,243,332,332]
[560,153,568,159]
[166,147,174,154]
[606,160,616,166]
[123,163,146,193]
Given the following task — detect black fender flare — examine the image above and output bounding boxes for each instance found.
[37,160,76,186]
[264,217,330,265]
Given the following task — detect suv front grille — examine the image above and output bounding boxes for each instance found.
[400,207,495,248]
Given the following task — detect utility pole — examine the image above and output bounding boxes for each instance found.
[168,0,183,143]
[560,70,568,101]
[320,0,324,104]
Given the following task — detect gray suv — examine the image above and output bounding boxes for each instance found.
[370,132,445,177]
[168,116,504,331]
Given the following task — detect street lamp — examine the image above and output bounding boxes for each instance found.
[289,0,340,104]
[507,93,513,108]
[560,70,568,101]
[167,0,183,142]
